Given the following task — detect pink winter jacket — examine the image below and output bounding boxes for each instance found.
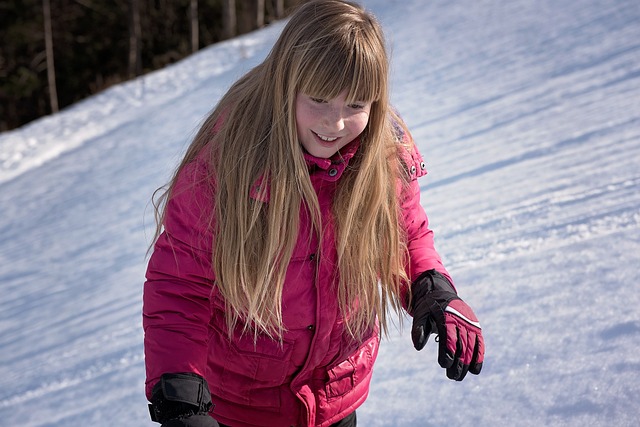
[143,133,450,427]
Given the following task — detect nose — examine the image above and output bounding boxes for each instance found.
[323,106,345,132]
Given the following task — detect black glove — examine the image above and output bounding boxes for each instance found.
[409,269,484,381]
[149,373,219,427]
[161,416,219,427]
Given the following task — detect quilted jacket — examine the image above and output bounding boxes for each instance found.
[143,134,450,427]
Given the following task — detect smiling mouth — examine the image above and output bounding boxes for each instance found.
[313,131,339,142]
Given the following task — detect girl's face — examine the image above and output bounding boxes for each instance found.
[295,90,371,159]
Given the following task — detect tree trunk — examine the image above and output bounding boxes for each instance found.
[255,0,265,28]
[274,0,284,18]
[190,0,199,53]
[128,0,142,78]
[222,0,236,39]
[43,0,58,113]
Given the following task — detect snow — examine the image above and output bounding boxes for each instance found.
[1,0,639,425]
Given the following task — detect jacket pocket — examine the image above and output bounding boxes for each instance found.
[226,330,294,384]
[324,334,378,401]
[208,318,295,410]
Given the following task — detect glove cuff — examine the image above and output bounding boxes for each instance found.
[409,269,457,313]
[149,373,213,424]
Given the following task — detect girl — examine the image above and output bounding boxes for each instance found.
[143,1,484,426]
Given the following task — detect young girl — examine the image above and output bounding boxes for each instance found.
[143,1,484,426]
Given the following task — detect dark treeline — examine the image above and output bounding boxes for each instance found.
[0,0,301,132]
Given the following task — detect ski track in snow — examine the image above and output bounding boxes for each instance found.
[1,0,639,426]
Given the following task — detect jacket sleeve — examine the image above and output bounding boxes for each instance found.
[397,132,453,287]
[143,157,216,399]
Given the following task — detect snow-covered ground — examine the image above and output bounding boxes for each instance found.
[1,0,639,425]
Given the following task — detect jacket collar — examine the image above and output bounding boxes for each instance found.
[250,138,360,202]
[302,137,360,174]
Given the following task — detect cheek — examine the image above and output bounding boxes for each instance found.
[349,114,370,135]
[296,104,316,130]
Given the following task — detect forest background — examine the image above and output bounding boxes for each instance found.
[0,0,301,132]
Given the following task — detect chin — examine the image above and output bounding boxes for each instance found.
[300,142,334,158]
[311,147,338,159]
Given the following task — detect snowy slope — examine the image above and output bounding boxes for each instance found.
[1,0,639,426]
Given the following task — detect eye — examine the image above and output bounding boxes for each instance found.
[348,103,366,110]
[310,97,327,104]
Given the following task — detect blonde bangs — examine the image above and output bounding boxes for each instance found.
[296,25,385,105]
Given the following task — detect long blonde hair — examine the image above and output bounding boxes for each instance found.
[154,0,411,340]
